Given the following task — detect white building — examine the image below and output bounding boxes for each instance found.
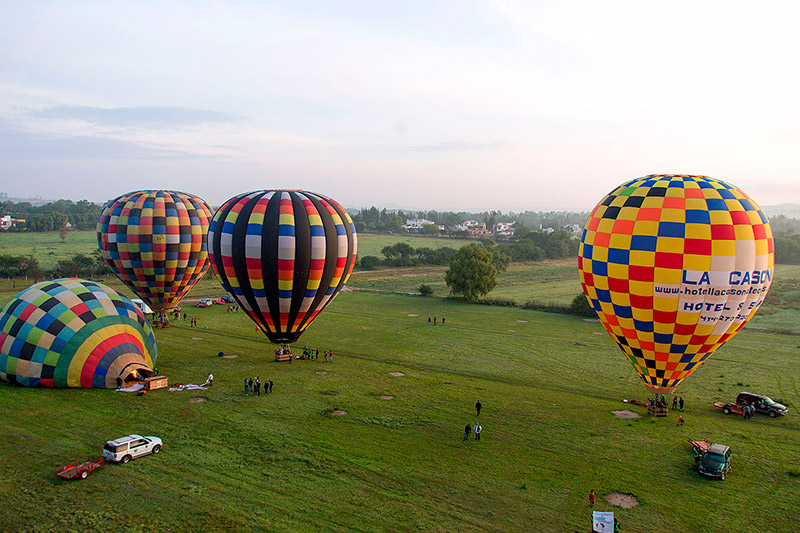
[403,218,436,231]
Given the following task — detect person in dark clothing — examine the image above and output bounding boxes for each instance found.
[248,377,253,394]
[463,423,471,441]
[476,400,482,416]
[442,316,445,325]
[672,396,678,410]
[679,397,685,411]
[255,377,260,396]
[269,380,273,393]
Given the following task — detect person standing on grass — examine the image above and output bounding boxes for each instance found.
[442,316,445,325]
[269,380,273,394]
[476,400,482,416]
[474,422,482,441]
[679,397,685,411]
[672,396,678,410]
[255,377,260,396]
[244,378,249,396]
[589,489,595,507]
[463,423,471,441]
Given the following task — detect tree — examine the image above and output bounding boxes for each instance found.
[445,244,497,301]
[359,255,383,270]
[419,284,434,297]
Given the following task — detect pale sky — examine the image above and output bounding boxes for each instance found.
[2,0,799,211]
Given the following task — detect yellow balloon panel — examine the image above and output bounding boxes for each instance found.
[578,175,774,393]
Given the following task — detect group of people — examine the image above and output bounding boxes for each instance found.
[427,316,445,325]
[300,346,334,362]
[649,394,685,411]
[226,305,240,312]
[463,400,483,441]
[244,376,273,396]
[741,401,756,419]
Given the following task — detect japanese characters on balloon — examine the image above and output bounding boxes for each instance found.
[97,190,214,315]
[578,175,774,393]
[207,190,357,345]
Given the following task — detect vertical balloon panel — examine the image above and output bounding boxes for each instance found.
[578,175,774,393]
[208,190,357,344]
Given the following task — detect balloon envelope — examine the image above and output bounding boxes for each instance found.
[0,278,157,388]
[208,190,357,344]
[97,190,213,313]
[578,175,774,393]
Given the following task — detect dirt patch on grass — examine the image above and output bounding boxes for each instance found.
[407,314,419,317]
[222,354,238,359]
[389,372,405,377]
[440,344,451,347]
[192,337,204,341]
[380,395,394,400]
[612,410,641,419]
[189,397,207,403]
[332,409,348,416]
[606,492,639,508]
[316,370,328,375]
[508,329,516,332]
[516,320,528,323]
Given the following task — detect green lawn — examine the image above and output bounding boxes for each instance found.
[2,286,800,532]
[0,230,99,268]
[355,232,473,258]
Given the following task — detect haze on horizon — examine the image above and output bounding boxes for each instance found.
[1,1,799,212]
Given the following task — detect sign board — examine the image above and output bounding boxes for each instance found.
[592,511,614,532]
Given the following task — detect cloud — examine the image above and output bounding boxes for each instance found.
[0,120,207,160]
[407,140,511,152]
[32,106,246,129]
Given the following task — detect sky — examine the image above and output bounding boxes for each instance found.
[2,0,800,212]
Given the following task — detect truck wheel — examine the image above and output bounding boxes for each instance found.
[769,410,777,418]
[152,445,161,454]
[121,455,132,464]
[721,472,725,480]
[80,470,88,479]
[723,407,730,414]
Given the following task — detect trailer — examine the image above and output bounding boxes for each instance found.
[56,456,104,480]
[688,439,713,462]
[713,402,745,416]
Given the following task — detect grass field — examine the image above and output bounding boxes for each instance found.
[2,232,800,531]
[0,230,99,268]
[2,281,800,531]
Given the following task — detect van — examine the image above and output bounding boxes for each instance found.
[102,435,163,463]
[698,444,732,480]
[736,392,788,418]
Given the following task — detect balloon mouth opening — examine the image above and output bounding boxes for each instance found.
[118,362,154,386]
[644,384,676,395]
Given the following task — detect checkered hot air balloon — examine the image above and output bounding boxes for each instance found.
[0,279,157,388]
[208,190,357,344]
[578,175,774,393]
[97,190,214,313]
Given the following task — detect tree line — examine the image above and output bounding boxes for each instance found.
[1,199,104,232]
[0,252,112,280]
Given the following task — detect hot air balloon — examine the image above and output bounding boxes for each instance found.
[0,279,157,388]
[97,190,214,314]
[208,190,357,344]
[578,175,773,393]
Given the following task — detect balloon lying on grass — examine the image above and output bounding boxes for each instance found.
[578,175,774,393]
[97,190,214,313]
[0,279,157,388]
[208,190,357,344]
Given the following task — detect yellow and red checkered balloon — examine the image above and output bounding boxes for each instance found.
[578,175,774,393]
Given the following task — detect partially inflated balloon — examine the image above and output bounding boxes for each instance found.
[0,279,157,388]
[578,175,773,393]
[208,190,357,344]
[98,190,213,313]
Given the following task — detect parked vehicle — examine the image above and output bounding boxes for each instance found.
[697,443,732,480]
[220,294,235,303]
[736,392,788,418]
[713,402,746,416]
[195,298,213,308]
[102,435,163,463]
[56,456,104,480]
